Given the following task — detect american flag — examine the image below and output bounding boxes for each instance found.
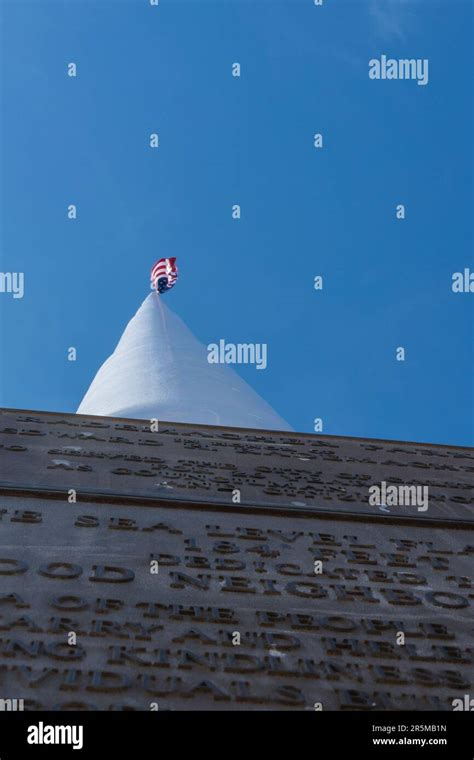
[150,257,178,294]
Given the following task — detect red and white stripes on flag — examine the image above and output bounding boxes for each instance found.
[150,257,178,294]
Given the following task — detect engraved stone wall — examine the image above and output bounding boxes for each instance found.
[0,409,472,710]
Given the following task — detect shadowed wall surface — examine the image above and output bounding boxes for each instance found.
[0,408,472,710]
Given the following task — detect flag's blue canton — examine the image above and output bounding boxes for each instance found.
[157,276,170,293]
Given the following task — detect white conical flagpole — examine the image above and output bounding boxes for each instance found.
[77,293,291,431]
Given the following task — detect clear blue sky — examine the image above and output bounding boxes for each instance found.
[0,0,472,445]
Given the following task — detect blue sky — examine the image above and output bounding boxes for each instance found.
[0,0,472,445]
